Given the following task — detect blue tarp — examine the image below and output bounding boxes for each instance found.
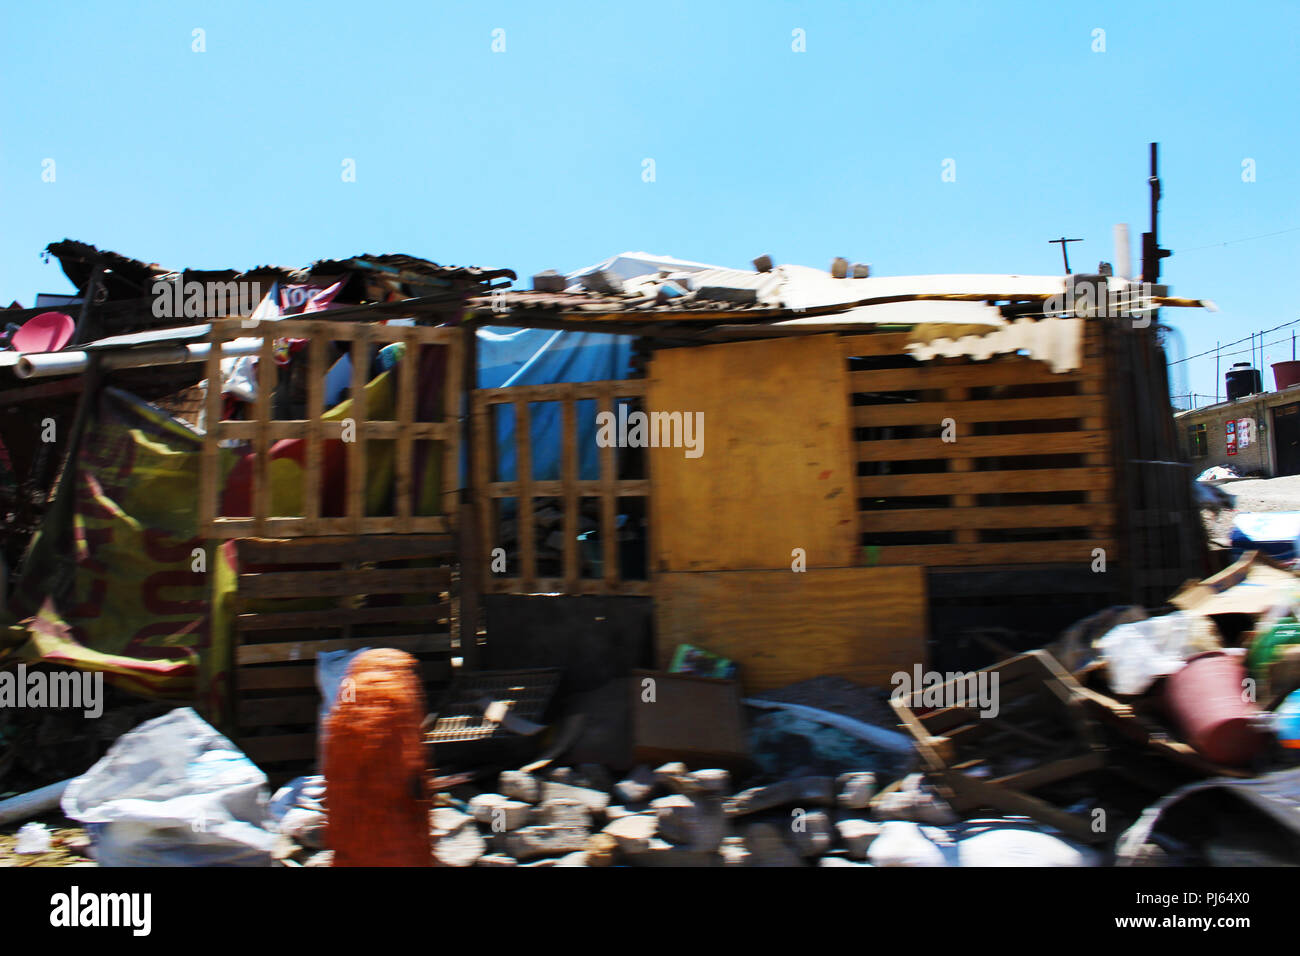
[476,327,633,482]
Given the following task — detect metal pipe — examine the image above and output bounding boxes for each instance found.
[16,338,263,380]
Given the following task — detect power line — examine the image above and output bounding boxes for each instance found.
[1181,225,1300,253]
[1168,317,1300,365]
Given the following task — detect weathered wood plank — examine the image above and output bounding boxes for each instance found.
[856,430,1106,462]
[859,503,1105,532]
[236,567,451,599]
[857,467,1111,498]
[852,395,1105,428]
[655,567,928,692]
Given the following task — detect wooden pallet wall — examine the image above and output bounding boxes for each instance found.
[472,380,650,595]
[230,534,456,780]
[200,319,462,538]
[844,322,1116,569]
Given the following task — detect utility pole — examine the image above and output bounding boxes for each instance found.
[1048,237,1083,274]
[1141,142,1173,283]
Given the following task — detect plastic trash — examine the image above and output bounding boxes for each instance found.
[1097,611,1218,696]
[866,821,947,867]
[16,822,52,854]
[61,707,278,866]
[269,775,327,849]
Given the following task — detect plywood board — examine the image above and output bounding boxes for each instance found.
[654,566,927,691]
[647,334,856,572]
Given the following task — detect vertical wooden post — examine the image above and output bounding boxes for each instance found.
[459,321,482,670]
[515,398,536,591]
[304,327,325,536]
[347,326,370,533]
[200,321,227,535]
[253,332,274,535]
[561,386,579,593]
[598,383,619,590]
[394,329,416,524]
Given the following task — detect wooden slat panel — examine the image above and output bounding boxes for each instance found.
[859,503,1104,532]
[236,631,451,665]
[852,395,1105,428]
[482,578,654,596]
[237,567,451,599]
[857,467,1110,498]
[236,603,448,631]
[850,362,1094,392]
[655,567,927,691]
[234,534,453,564]
[856,430,1107,461]
[870,539,1115,567]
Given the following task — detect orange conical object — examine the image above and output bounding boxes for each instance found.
[324,648,432,866]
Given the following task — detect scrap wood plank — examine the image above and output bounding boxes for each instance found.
[849,361,1096,393]
[893,651,1108,841]
[234,534,454,565]
[236,603,447,631]
[655,566,927,692]
[648,334,857,572]
[856,430,1107,461]
[236,567,451,599]
[859,503,1103,532]
[866,539,1116,567]
[939,771,1103,844]
[236,632,451,666]
[852,395,1105,428]
[857,467,1110,498]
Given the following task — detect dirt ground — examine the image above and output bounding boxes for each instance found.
[1203,473,1300,544]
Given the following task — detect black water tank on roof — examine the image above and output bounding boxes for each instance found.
[1226,362,1262,401]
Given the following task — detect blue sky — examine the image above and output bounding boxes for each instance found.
[2,1,1296,400]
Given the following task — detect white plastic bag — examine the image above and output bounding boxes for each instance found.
[61,707,278,866]
[1098,612,1206,695]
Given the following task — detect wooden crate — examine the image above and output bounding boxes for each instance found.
[231,534,456,781]
[890,650,1108,842]
[844,322,1115,569]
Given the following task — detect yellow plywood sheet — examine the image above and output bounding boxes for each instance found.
[655,566,928,692]
[647,334,856,572]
